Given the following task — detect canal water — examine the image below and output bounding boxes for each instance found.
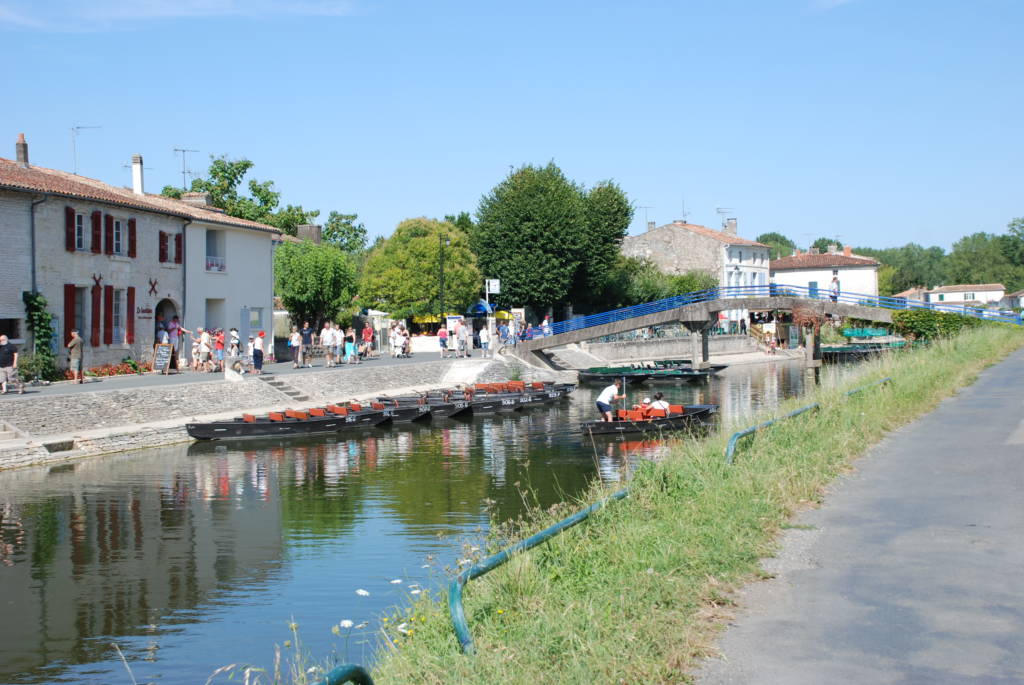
[0,359,833,684]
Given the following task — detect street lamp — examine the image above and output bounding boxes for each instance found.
[439,235,451,323]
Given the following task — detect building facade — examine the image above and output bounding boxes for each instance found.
[0,136,278,369]
[769,247,880,298]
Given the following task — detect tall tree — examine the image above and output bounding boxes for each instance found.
[810,236,842,253]
[474,163,586,310]
[855,243,947,293]
[946,232,1024,291]
[571,181,633,308]
[273,241,358,326]
[444,212,475,236]
[323,211,368,253]
[359,217,481,318]
[755,231,797,260]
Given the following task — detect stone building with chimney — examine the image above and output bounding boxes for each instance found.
[0,134,278,369]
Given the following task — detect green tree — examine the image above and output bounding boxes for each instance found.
[876,264,897,297]
[855,244,947,293]
[444,212,475,237]
[811,236,841,253]
[755,231,797,260]
[571,181,634,308]
[273,241,357,327]
[323,211,368,253]
[599,258,717,308]
[946,232,1024,291]
[359,218,481,318]
[474,163,587,310]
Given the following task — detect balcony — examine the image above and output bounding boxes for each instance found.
[205,255,226,272]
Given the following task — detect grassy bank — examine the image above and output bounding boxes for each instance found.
[368,327,1023,683]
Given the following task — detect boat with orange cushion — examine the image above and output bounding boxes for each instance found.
[580,403,717,436]
[186,401,393,440]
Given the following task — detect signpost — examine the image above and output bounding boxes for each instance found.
[152,343,173,375]
[485,279,500,351]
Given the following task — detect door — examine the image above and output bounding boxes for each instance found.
[808,281,818,299]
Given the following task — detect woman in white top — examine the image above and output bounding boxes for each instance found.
[289,326,301,368]
[649,392,671,412]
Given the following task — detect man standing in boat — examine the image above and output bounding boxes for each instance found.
[595,379,625,422]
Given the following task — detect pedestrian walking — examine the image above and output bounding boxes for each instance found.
[541,315,551,337]
[66,328,84,384]
[478,324,490,358]
[438,326,449,358]
[320,321,334,367]
[0,334,23,394]
[361,324,374,359]
[289,326,301,368]
[252,331,265,374]
[229,328,240,357]
[345,326,357,364]
[457,321,470,357]
[830,275,841,302]
[300,321,314,367]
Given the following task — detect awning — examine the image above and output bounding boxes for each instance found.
[465,300,496,316]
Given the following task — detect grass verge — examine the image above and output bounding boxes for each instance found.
[369,326,1024,684]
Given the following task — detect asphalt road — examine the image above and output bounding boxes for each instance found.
[696,348,1024,684]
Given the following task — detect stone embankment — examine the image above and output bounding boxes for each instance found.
[0,358,568,471]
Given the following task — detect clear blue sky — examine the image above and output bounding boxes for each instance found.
[2,0,1021,250]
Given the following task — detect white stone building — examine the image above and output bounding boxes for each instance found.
[0,135,278,369]
[926,283,1005,308]
[769,247,880,299]
[621,220,770,328]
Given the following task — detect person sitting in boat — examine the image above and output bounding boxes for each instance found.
[632,397,653,412]
[649,392,671,413]
[595,379,625,422]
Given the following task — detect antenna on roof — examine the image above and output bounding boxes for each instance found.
[637,205,653,231]
[174,148,199,190]
[70,125,101,174]
[715,207,734,230]
[680,196,690,223]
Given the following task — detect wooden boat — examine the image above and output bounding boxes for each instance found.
[186,402,391,440]
[578,370,652,385]
[580,404,717,436]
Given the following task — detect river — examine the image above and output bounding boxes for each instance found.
[0,359,833,683]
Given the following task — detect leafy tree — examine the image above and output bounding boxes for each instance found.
[755,231,796,260]
[876,264,897,297]
[946,232,1024,291]
[359,218,481,318]
[444,212,475,236]
[571,181,634,308]
[599,257,716,308]
[855,244,947,293]
[323,211,368,253]
[811,236,841,253]
[273,241,357,327]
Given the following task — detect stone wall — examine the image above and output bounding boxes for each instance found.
[0,191,32,341]
[621,224,723,277]
[579,334,758,362]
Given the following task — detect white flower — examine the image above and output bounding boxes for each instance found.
[390,579,402,584]
[470,546,480,552]
[397,622,410,635]
[457,558,471,566]
[410,589,421,595]
[355,622,368,629]
[355,589,369,596]
[339,620,354,629]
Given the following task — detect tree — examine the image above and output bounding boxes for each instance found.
[444,212,475,237]
[323,211,368,253]
[876,264,897,297]
[855,243,947,293]
[273,241,358,327]
[359,217,481,318]
[599,257,717,309]
[811,236,841,253]
[755,231,796,260]
[571,181,633,308]
[946,232,1024,291]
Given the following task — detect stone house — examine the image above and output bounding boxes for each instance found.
[621,220,770,328]
[0,135,278,369]
[926,283,1005,308]
[769,247,880,298]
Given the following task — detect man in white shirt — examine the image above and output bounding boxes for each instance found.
[595,379,624,422]
[320,322,334,367]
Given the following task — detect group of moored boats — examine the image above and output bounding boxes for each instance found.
[186,380,576,440]
[578,359,728,385]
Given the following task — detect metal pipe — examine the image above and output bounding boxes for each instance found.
[29,193,47,293]
[315,663,374,685]
[724,403,821,465]
[845,376,892,396]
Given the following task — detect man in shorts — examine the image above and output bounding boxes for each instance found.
[595,379,624,422]
[0,334,23,394]
[66,329,84,384]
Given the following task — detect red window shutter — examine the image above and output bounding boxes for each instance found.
[90,285,101,346]
[128,218,137,258]
[126,287,136,344]
[64,284,77,345]
[104,214,114,255]
[103,285,113,345]
[159,231,168,263]
[91,211,102,254]
[65,207,76,252]
[174,233,183,264]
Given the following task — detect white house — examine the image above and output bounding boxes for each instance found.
[927,283,1005,308]
[0,134,278,368]
[770,247,880,298]
[621,219,770,329]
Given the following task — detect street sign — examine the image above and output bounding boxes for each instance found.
[486,279,501,295]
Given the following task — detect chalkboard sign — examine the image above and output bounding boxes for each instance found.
[152,343,173,374]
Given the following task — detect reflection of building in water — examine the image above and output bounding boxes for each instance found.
[0,450,284,682]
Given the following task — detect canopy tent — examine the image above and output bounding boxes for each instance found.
[412,313,461,324]
[465,300,496,317]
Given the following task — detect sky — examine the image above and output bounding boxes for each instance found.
[1,0,1021,251]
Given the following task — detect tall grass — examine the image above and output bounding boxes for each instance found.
[370,327,1024,684]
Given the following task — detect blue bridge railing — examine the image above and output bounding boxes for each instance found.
[540,285,1021,339]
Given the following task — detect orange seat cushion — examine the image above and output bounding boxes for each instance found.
[242,413,256,423]
[668,404,685,414]
[371,402,385,410]
[349,403,362,412]
[647,408,667,418]
[327,404,349,416]
[268,412,285,422]
[286,409,308,420]
[309,408,326,417]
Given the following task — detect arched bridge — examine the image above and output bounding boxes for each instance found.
[511,285,1019,366]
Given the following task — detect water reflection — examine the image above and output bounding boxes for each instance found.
[0,358,828,683]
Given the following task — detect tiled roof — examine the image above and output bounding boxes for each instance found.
[893,287,929,299]
[651,222,768,248]
[770,253,879,270]
[0,157,279,234]
[928,283,1005,294]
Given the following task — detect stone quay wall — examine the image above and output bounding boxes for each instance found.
[579,334,759,363]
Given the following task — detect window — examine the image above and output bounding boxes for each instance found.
[206,229,226,271]
[113,219,124,254]
[0,319,21,340]
[74,213,87,250]
[964,292,974,300]
[938,294,945,302]
[112,289,124,343]
[249,307,263,329]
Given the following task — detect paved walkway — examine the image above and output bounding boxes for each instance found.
[697,348,1024,684]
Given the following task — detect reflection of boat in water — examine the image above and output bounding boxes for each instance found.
[186,381,576,441]
[580,404,717,436]
[579,363,722,385]
[821,341,907,363]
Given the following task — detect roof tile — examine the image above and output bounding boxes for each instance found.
[770,253,879,270]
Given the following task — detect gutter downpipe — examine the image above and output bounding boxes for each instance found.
[182,218,192,325]
[29,193,48,352]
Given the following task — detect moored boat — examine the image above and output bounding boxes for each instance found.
[580,403,717,436]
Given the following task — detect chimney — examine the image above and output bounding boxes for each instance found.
[843,245,852,257]
[15,133,29,168]
[181,191,212,207]
[809,247,820,255]
[646,221,656,232]
[827,243,838,254]
[297,224,322,244]
[723,218,737,236]
[131,154,145,195]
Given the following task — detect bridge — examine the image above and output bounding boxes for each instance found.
[510,285,1020,368]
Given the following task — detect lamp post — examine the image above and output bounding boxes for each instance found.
[439,235,451,323]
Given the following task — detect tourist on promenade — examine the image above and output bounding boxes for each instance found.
[479,324,490,357]
[300,321,314,367]
[320,321,334,368]
[344,326,357,364]
[541,315,551,337]
[438,326,449,358]
[289,325,301,368]
[361,324,375,358]
[214,329,225,371]
[333,323,344,365]
[0,334,22,394]
[252,331,265,374]
[199,327,214,372]
[595,379,625,422]
[457,320,471,357]
[229,328,240,357]
[66,329,84,384]
[830,276,840,302]
[394,326,408,358]
[388,322,398,357]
